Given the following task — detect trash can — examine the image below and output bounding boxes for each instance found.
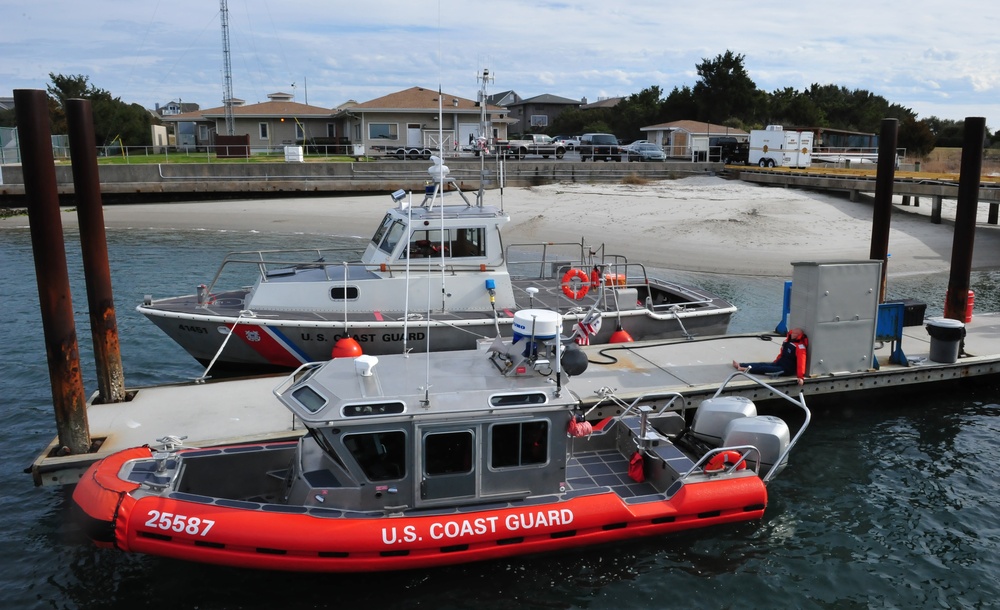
[925,318,966,363]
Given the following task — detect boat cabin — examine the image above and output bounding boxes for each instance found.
[276,335,577,512]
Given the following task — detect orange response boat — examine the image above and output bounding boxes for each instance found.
[73,310,810,572]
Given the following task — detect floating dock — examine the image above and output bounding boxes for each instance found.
[30,313,1000,487]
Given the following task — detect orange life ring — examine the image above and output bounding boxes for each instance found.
[561,268,590,300]
[704,450,746,473]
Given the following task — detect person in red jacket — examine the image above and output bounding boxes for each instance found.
[733,328,809,385]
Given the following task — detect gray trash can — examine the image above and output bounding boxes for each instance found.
[925,318,966,363]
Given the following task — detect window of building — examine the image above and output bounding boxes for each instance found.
[530,115,548,128]
[327,123,336,138]
[295,122,304,140]
[259,122,269,140]
[368,123,398,140]
[198,125,208,141]
[491,421,548,468]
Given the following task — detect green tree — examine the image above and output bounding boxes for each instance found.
[46,72,153,147]
[611,86,664,141]
[692,51,759,124]
[766,87,825,127]
[661,86,698,122]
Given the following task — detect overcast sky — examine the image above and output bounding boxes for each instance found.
[3,1,998,132]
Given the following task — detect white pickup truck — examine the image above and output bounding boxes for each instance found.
[502,134,567,159]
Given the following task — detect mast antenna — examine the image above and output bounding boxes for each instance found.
[220,0,235,135]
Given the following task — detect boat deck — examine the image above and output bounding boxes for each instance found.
[567,450,659,499]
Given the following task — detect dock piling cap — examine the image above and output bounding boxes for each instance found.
[925,317,965,329]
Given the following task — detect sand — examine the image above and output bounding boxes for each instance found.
[4,175,999,277]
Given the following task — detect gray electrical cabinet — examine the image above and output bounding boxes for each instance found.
[789,260,882,375]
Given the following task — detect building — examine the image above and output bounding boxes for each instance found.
[332,86,512,153]
[641,120,749,158]
[160,92,336,153]
[503,94,581,134]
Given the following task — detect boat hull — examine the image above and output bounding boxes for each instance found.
[73,445,766,573]
[139,293,734,373]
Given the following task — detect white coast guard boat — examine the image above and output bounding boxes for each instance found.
[138,165,735,373]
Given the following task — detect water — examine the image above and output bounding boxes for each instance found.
[3,223,1000,609]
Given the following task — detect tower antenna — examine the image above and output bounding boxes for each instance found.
[220,0,235,135]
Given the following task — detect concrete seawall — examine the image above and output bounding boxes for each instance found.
[0,159,713,204]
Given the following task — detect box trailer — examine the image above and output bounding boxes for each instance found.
[748,125,813,168]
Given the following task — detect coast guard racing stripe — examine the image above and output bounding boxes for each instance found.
[226,323,310,368]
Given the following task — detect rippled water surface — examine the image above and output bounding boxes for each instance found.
[3,224,1000,609]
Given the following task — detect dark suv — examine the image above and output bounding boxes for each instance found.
[579,133,621,162]
[709,136,749,164]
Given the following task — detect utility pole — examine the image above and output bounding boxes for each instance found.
[220,0,235,135]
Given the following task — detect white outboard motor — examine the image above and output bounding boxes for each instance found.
[722,415,791,477]
[690,396,757,446]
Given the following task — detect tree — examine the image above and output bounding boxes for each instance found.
[661,86,698,123]
[610,86,664,141]
[45,73,153,147]
[692,51,760,124]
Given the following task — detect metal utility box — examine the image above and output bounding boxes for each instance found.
[789,261,882,375]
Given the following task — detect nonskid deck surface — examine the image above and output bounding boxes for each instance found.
[566,450,659,499]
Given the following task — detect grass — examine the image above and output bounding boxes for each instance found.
[920,147,1000,174]
[55,153,376,165]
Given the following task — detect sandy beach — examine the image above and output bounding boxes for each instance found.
[4,175,999,277]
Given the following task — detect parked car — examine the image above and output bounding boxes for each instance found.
[552,135,581,150]
[620,139,649,154]
[579,133,621,162]
[626,142,667,162]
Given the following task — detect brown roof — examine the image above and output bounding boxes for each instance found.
[349,86,503,113]
[161,100,334,122]
[642,120,748,136]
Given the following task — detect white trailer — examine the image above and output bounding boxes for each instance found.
[748,125,814,168]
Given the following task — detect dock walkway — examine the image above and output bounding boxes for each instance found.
[30,313,1000,486]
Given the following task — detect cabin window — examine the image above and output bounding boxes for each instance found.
[344,431,406,481]
[491,421,548,468]
[403,227,486,259]
[330,286,360,300]
[424,431,473,476]
[342,402,405,417]
[368,123,398,141]
[371,214,394,247]
[405,229,451,259]
[378,220,406,255]
[292,386,327,413]
[490,393,547,407]
[259,122,269,140]
[457,228,485,257]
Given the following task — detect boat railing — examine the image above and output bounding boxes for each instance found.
[686,445,763,476]
[582,389,688,432]
[505,241,720,313]
[202,248,362,293]
[707,370,811,485]
[201,248,503,294]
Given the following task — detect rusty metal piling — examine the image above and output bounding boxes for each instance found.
[14,89,91,455]
[66,98,126,403]
[869,118,898,303]
[944,117,987,321]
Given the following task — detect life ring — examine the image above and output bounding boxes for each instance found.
[704,450,746,473]
[561,268,590,300]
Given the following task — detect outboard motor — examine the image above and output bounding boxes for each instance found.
[690,396,757,446]
[722,415,791,477]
